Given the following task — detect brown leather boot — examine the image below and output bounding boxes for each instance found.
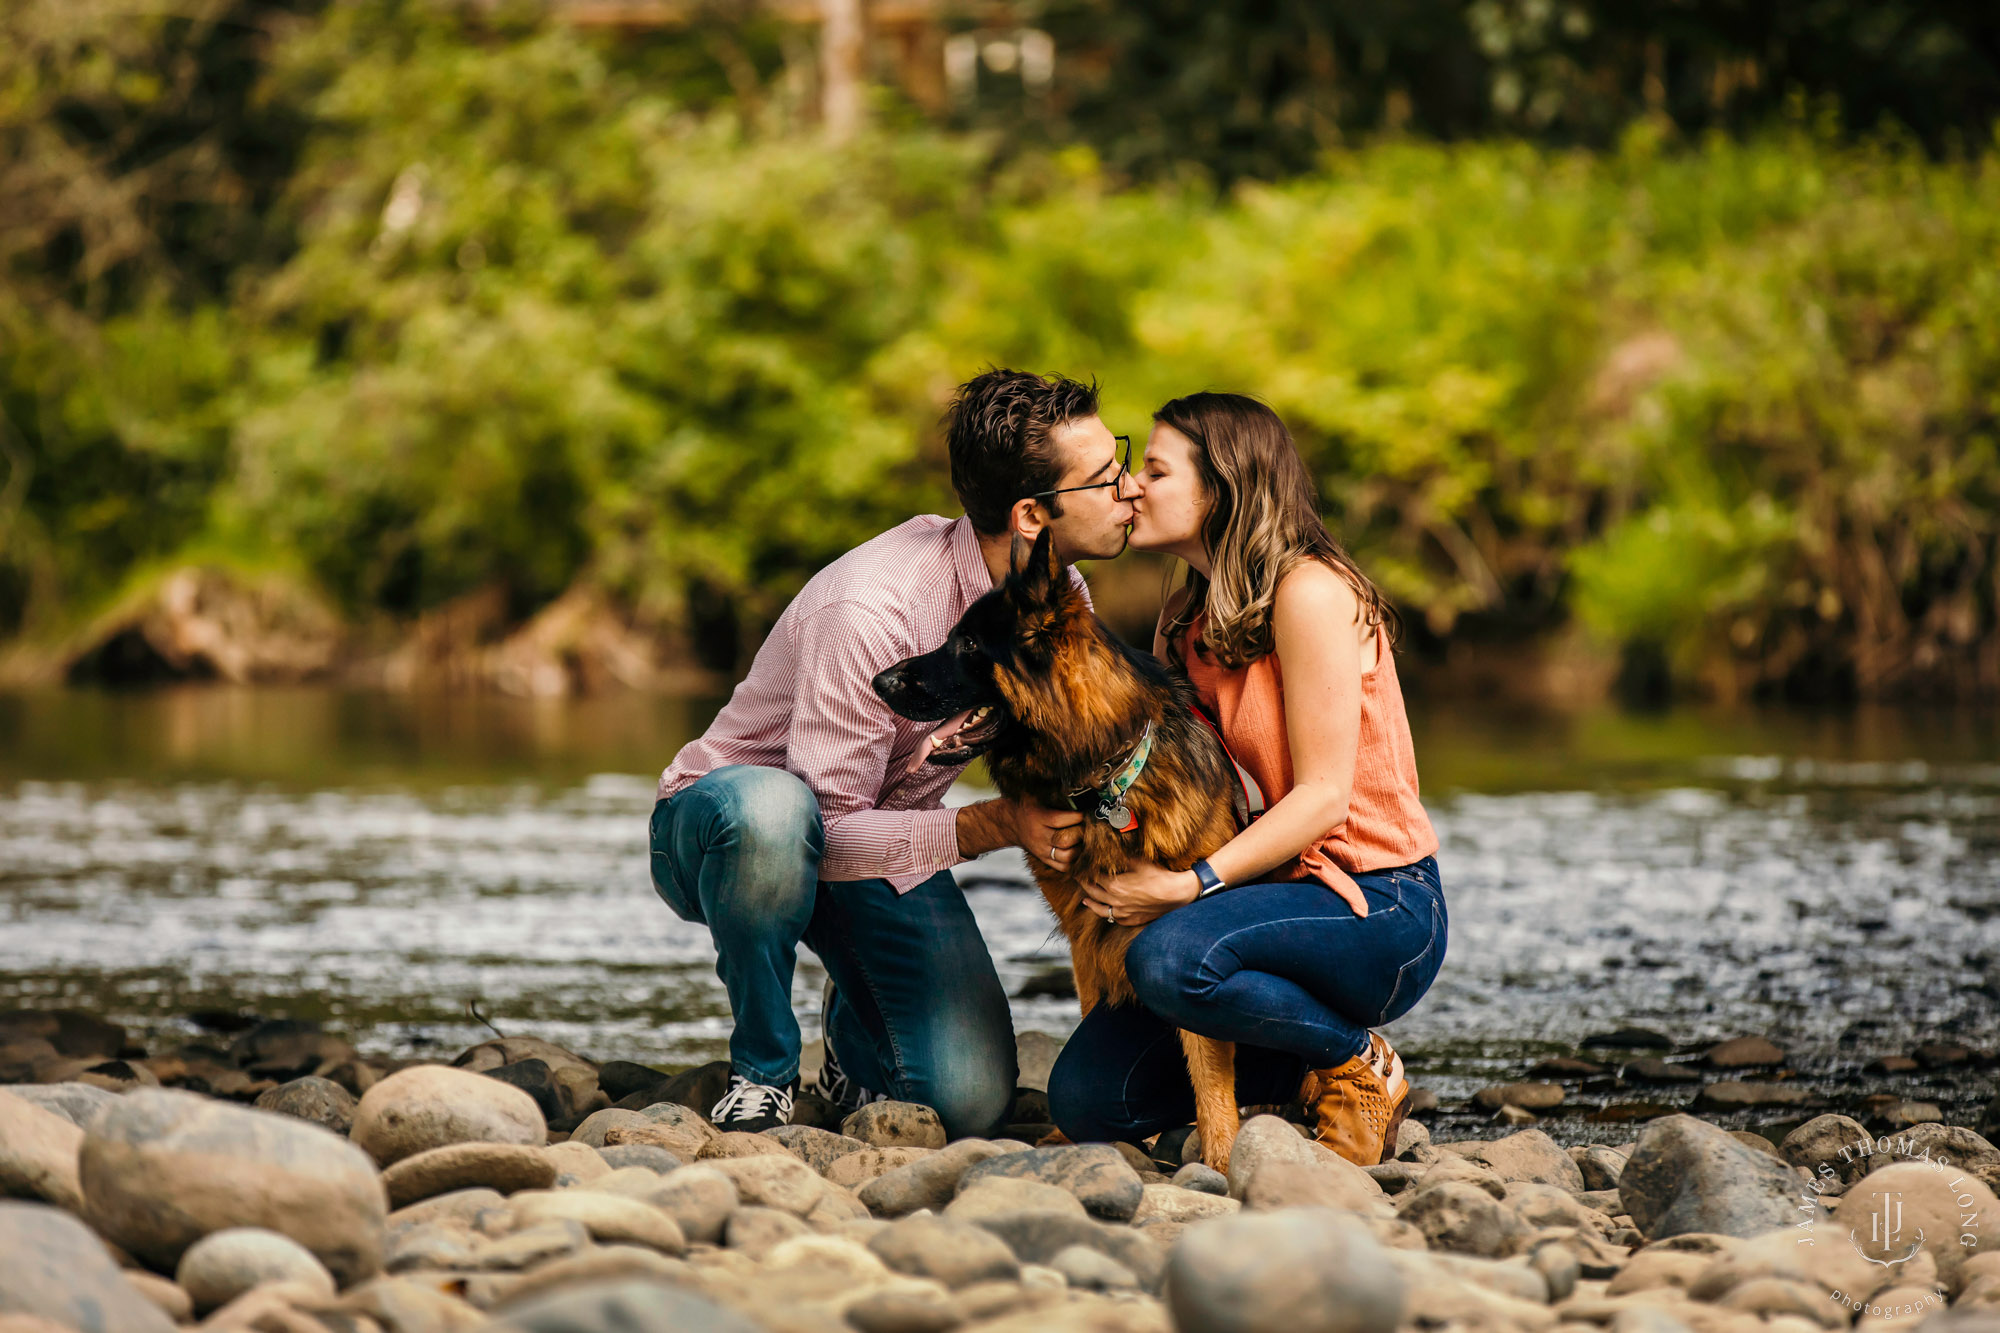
[1300,1032,1410,1166]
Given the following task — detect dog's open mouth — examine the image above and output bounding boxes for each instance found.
[924,705,1002,762]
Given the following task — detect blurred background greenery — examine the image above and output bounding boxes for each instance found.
[3,0,1998,705]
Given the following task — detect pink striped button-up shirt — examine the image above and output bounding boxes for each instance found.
[658,514,1089,891]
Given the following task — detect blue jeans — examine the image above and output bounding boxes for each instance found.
[648,765,1017,1138]
[1048,855,1446,1144]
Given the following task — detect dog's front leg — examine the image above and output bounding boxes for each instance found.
[1179,1031,1240,1174]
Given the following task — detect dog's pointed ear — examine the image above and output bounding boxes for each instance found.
[1016,527,1058,598]
[1008,531,1031,578]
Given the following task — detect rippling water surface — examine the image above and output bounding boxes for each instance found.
[4,687,1998,1142]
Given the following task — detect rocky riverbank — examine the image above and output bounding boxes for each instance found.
[5,1009,2000,1333]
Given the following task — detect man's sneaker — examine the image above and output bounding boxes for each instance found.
[1299,1031,1411,1166]
[817,976,891,1115]
[818,1043,890,1116]
[710,1071,798,1132]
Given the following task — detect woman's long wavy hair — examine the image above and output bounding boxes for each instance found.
[1156,392,1399,671]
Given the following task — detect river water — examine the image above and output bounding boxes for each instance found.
[4,687,1998,1142]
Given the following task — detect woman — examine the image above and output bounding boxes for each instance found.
[1046,392,1447,1167]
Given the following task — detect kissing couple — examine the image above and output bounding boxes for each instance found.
[649,368,1447,1168]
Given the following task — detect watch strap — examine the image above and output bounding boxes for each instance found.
[1192,859,1227,897]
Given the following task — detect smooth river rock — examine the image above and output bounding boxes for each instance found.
[1396,1180,1535,1257]
[599,1143,684,1175]
[1,1082,116,1129]
[380,1141,559,1208]
[509,1189,689,1255]
[1225,1116,1327,1199]
[253,1076,358,1136]
[969,1209,1166,1291]
[351,1064,546,1167]
[174,1226,335,1314]
[633,1165,740,1245]
[842,1101,948,1150]
[490,1277,766,1333]
[944,1176,1089,1220]
[1165,1207,1406,1333]
[78,1088,387,1283]
[0,1201,177,1333]
[1843,1161,1998,1287]
[0,1089,84,1212]
[1242,1155,1383,1215]
[957,1144,1145,1221]
[578,1102,716,1159]
[1703,1036,1785,1068]
[1472,1082,1567,1112]
[867,1213,1022,1288]
[1779,1114,1875,1184]
[1173,1163,1231,1196]
[764,1124,867,1174]
[861,1139,1017,1216]
[1455,1129,1586,1191]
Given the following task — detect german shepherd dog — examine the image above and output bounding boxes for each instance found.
[872,528,1244,1170]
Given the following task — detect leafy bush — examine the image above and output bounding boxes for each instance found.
[4,0,1999,701]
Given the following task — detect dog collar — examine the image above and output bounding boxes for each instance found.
[1075,719,1154,834]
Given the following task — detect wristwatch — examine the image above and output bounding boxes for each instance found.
[1191,859,1227,898]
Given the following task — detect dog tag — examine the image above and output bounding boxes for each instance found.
[1100,803,1137,834]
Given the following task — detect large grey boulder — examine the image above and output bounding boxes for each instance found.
[1620,1113,1799,1240]
[79,1088,387,1284]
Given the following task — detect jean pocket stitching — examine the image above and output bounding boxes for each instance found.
[1379,903,1442,1024]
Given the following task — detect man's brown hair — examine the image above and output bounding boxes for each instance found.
[946,369,1100,536]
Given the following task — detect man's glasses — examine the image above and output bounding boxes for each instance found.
[1026,435,1135,502]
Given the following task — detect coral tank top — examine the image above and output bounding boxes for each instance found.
[1179,609,1439,918]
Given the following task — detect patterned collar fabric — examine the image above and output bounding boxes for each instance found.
[1072,719,1155,831]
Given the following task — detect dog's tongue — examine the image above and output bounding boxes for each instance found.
[925,710,974,751]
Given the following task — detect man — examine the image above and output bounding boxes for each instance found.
[649,369,1140,1135]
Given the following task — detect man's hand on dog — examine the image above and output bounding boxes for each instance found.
[956,797,1085,872]
[1082,860,1200,928]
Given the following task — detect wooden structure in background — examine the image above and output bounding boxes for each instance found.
[555,0,1033,118]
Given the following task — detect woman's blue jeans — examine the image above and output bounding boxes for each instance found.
[1047,855,1447,1145]
[648,765,1017,1139]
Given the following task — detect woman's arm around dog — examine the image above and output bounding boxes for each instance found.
[1085,562,1367,924]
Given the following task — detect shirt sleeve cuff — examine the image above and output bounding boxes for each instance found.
[900,805,966,891]
[882,807,964,893]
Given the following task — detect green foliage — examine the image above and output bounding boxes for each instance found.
[4,0,2000,701]
[220,0,995,630]
[1010,0,2000,182]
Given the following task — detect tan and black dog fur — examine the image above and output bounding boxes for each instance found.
[872,528,1244,1169]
